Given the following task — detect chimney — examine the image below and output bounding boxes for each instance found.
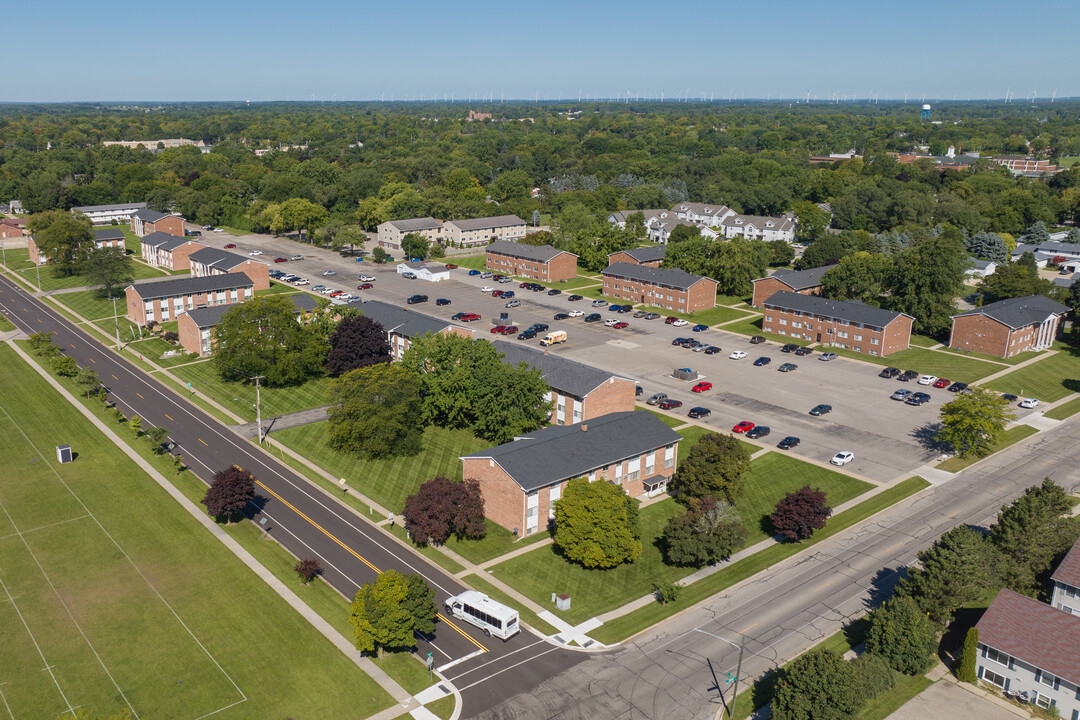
[581,424,587,432]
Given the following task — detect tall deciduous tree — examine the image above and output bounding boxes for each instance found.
[279,197,329,241]
[400,232,430,260]
[770,486,832,541]
[349,570,436,655]
[821,251,893,306]
[771,648,866,720]
[661,495,747,567]
[990,478,1080,594]
[864,596,937,675]
[935,387,1014,458]
[28,210,95,277]
[202,465,256,521]
[895,525,1001,624]
[212,295,327,386]
[888,229,971,336]
[554,478,641,568]
[403,476,486,545]
[82,247,135,298]
[324,316,390,376]
[326,363,424,459]
[669,432,751,504]
[793,201,830,242]
[977,254,1057,303]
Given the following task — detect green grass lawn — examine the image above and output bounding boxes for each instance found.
[641,407,688,428]
[907,334,941,348]
[0,344,393,719]
[937,345,1037,366]
[272,421,489,513]
[450,254,487,271]
[661,305,757,326]
[0,247,32,270]
[490,453,872,625]
[937,425,1038,472]
[169,363,332,422]
[826,345,1003,383]
[985,343,1080,402]
[0,312,14,332]
[16,260,164,292]
[256,283,304,296]
[444,518,551,566]
[719,315,792,344]
[51,288,127,321]
[1045,395,1080,420]
[590,476,929,644]
[714,294,752,308]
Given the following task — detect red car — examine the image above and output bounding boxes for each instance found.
[458,313,481,321]
[658,399,683,410]
[498,325,518,335]
[933,377,951,388]
[664,316,679,325]
[692,382,713,393]
[357,283,374,290]
[520,282,530,288]
[329,290,345,297]
[274,257,289,263]
[490,325,506,334]
[224,243,236,249]
[613,322,629,329]
[732,421,755,433]
[444,263,458,269]
[491,290,505,298]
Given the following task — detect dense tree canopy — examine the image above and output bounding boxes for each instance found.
[935,387,1015,458]
[554,478,641,568]
[325,363,424,459]
[864,596,937,675]
[212,295,328,386]
[27,209,94,277]
[669,432,751,504]
[349,570,436,655]
[403,476,486,545]
[324,315,391,375]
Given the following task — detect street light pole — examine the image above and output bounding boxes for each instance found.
[112,295,121,350]
[727,635,745,719]
[252,375,266,443]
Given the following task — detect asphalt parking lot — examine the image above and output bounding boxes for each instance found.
[196,228,1041,484]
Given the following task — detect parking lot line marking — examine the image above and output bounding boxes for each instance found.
[136,392,144,400]
[198,438,208,447]
[738,622,757,635]
[89,357,95,363]
[111,374,118,380]
[946,511,958,519]
[69,344,75,349]
[164,413,173,421]
[812,581,833,593]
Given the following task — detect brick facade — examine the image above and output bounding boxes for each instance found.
[132,214,185,238]
[126,274,254,326]
[549,376,636,425]
[949,314,1062,358]
[29,234,125,265]
[388,325,473,361]
[761,299,912,357]
[190,256,270,291]
[442,216,526,248]
[752,276,822,308]
[141,237,206,271]
[177,312,210,356]
[377,218,444,250]
[485,247,578,282]
[602,265,717,313]
[607,250,663,268]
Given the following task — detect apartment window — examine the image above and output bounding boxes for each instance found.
[764,315,773,322]
[982,669,1006,688]
[869,350,879,356]
[667,295,673,301]
[627,458,641,482]
[779,318,788,325]
[645,452,655,476]
[854,334,863,341]
[870,337,880,345]
[778,329,786,336]
[986,647,1010,666]
[1039,670,1057,688]
[792,321,802,328]
[1035,694,1051,710]
[837,331,848,339]
[805,324,813,331]
[665,445,675,469]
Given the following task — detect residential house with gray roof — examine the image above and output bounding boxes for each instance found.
[125,272,254,325]
[949,295,1068,358]
[130,208,185,238]
[720,213,797,243]
[442,215,526,248]
[761,291,913,357]
[607,208,666,229]
[377,217,444,250]
[461,411,681,535]
[492,340,636,425]
[644,211,719,244]
[1051,538,1080,616]
[670,202,736,227]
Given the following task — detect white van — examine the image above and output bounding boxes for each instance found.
[445,591,519,640]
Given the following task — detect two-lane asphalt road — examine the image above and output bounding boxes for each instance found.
[0,274,583,716]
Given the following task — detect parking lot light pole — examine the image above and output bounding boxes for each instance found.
[251,375,265,443]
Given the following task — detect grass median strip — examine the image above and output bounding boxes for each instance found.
[936,425,1039,472]
[1045,395,1080,420]
[589,476,929,645]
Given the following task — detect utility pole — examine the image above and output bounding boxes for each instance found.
[726,635,746,719]
[112,295,121,350]
[252,375,266,443]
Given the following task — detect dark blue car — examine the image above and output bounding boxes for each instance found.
[468,269,482,276]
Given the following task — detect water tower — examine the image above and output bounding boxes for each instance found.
[921,103,932,120]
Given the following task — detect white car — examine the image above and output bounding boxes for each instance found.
[672,319,689,327]
[319,287,334,295]
[322,270,337,276]
[480,286,494,293]
[830,451,854,466]
[213,228,224,233]
[248,250,263,256]
[568,310,585,317]
[729,350,747,359]
[359,274,376,282]
[604,318,619,327]
[917,375,937,386]
[292,278,309,286]
[1019,397,1040,409]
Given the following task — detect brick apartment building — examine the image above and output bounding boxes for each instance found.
[485,241,578,282]
[461,411,681,536]
[0,217,27,239]
[492,340,636,425]
[355,299,473,360]
[377,217,444,250]
[750,266,830,307]
[442,215,526,248]
[949,295,1068,358]
[177,293,320,356]
[761,291,913,357]
[72,202,146,225]
[29,227,126,265]
[602,262,717,313]
[140,232,206,271]
[188,246,271,290]
[130,208,185,238]
[607,245,666,268]
[125,273,254,326]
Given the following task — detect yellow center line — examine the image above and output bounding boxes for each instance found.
[885,541,904,552]
[946,511,958,519]
[812,580,833,593]
[199,438,208,447]
[69,343,75,349]
[164,413,173,421]
[253,480,487,653]
[136,392,144,399]
[111,374,118,380]
[738,622,757,635]
[89,357,95,364]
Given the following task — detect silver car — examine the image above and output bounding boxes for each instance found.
[646,393,667,405]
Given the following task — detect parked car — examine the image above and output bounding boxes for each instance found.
[692,381,713,393]
[671,337,687,346]
[658,399,683,410]
[407,294,428,304]
[891,389,913,401]
[359,274,376,282]
[906,392,931,406]
[898,370,919,382]
[568,310,585,317]
[402,271,417,279]
[749,336,766,344]
[615,305,633,314]
[292,278,309,286]
[672,319,689,327]
[809,404,832,416]
[688,407,711,419]
[613,322,629,329]
[480,286,494,293]
[491,290,505,298]
[592,299,608,307]
[729,350,747,359]
[778,363,798,372]
[636,385,643,396]
[499,326,518,335]
[357,283,374,290]
[1019,397,1040,409]
[777,436,801,450]
[819,352,838,361]
[554,313,570,320]
[879,367,901,378]
[568,294,583,301]
[604,318,619,327]
[274,257,289,263]
[917,374,938,386]
[480,271,493,278]
[530,323,549,333]
[933,378,950,388]
[644,313,661,320]
[584,313,602,322]
[436,298,451,306]
[703,345,721,354]
[753,357,771,366]
[830,451,854,466]
[224,243,236,248]
[444,263,458,269]
[608,304,624,312]
[746,426,771,440]
[781,343,799,353]
[633,311,647,318]
[322,270,337,276]
[458,313,481,321]
[498,277,513,284]
[692,343,710,353]
[506,299,521,308]
[517,329,537,340]
[1001,393,1017,401]
[646,393,668,405]
[732,421,755,434]
[490,325,506,334]
[794,346,813,356]
[548,289,562,296]
[692,324,709,332]
[248,250,263,256]
[949,382,969,393]
[664,316,679,325]
[468,269,481,276]
[291,254,303,261]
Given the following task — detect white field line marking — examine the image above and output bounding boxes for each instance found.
[0,514,91,542]
[437,648,487,673]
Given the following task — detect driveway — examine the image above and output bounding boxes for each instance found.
[886,681,1021,720]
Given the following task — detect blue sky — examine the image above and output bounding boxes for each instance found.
[7,0,1078,102]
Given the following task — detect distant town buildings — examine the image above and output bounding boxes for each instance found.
[72,202,147,225]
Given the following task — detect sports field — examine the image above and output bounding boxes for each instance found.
[0,343,392,719]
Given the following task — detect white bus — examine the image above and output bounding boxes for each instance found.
[445,590,520,640]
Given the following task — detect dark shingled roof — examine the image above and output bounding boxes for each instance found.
[93,228,125,242]
[977,589,1080,686]
[1052,539,1080,590]
[760,265,831,291]
[491,340,631,398]
[129,272,253,300]
[446,214,525,231]
[358,299,466,339]
[139,231,201,253]
[184,293,319,329]
[611,245,667,264]
[762,291,910,328]
[72,202,146,212]
[462,411,681,493]
[189,246,257,271]
[602,261,714,291]
[383,217,442,232]
[487,241,574,263]
[132,208,168,223]
[952,295,1070,330]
